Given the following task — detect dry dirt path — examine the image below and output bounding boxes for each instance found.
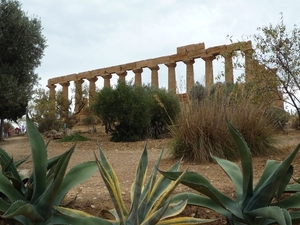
[1,127,300,223]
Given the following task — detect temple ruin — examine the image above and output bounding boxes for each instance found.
[47,41,256,113]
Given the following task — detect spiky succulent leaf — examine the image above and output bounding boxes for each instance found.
[95,146,128,223]
[272,192,300,209]
[226,118,253,205]
[2,200,44,223]
[34,146,74,219]
[50,206,113,225]
[245,143,300,211]
[54,160,98,205]
[143,158,182,216]
[14,155,30,168]
[211,155,243,201]
[26,114,48,203]
[137,148,164,221]
[159,170,243,220]
[247,206,291,225]
[170,192,232,219]
[127,145,148,224]
[0,174,26,203]
[156,217,217,225]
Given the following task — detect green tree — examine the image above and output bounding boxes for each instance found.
[0,0,46,141]
[252,13,300,124]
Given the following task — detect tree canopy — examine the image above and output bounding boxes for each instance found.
[251,13,300,123]
[0,0,47,140]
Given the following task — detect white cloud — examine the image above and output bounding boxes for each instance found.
[19,0,300,91]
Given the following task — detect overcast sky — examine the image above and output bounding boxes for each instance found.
[20,0,299,91]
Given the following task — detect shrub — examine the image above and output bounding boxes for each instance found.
[148,87,180,139]
[169,82,278,163]
[37,114,61,132]
[91,81,180,142]
[57,133,90,142]
[161,120,300,225]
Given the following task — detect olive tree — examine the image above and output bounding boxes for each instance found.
[0,0,46,140]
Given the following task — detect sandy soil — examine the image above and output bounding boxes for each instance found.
[1,125,300,224]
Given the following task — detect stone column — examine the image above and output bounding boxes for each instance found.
[244,49,254,82]
[165,62,177,92]
[133,68,143,86]
[149,65,160,87]
[202,56,215,87]
[103,74,112,87]
[87,77,98,105]
[47,84,56,115]
[222,52,233,83]
[183,59,195,94]
[74,79,84,113]
[117,71,127,83]
[59,81,70,118]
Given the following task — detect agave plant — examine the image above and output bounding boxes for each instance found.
[160,119,300,225]
[0,115,105,225]
[93,144,216,225]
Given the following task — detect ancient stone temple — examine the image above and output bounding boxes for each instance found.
[47,41,257,114]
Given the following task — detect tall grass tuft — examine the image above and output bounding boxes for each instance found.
[169,82,279,163]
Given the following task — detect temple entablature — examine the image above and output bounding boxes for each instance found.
[47,41,254,115]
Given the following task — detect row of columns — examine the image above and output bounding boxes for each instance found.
[48,49,254,116]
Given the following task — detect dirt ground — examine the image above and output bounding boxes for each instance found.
[1,125,300,224]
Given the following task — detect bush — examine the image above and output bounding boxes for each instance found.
[57,133,90,142]
[169,82,279,163]
[37,114,61,132]
[91,81,180,142]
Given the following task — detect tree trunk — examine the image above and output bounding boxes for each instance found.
[0,118,4,142]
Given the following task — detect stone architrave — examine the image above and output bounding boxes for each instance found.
[87,77,98,105]
[103,74,112,87]
[149,65,160,87]
[133,68,143,86]
[183,59,195,93]
[165,62,177,92]
[202,56,215,87]
[117,71,127,83]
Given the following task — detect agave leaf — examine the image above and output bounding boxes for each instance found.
[137,148,164,221]
[127,145,148,224]
[159,170,243,220]
[54,160,98,205]
[34,146,75,219]
[245,143,300,211]
[276,166,293,200]
[149,169,188,216]
[285,183,300,192]
[48,206,113,225]
[289,211,300,224]
[247,206,291,225]
[14,155,30,168]
[226,118,253,205]
[95,146,128,223]
[26,114,48,203]
[142,157,182,215]
[160,195,188,220]
[254,160,281,192]
[141,198,170,225]
[170,192,232,219]
[271,192,300,209]
[0,148,25,193]
[2,200,44,222]
[0,174,26,202]
[156,217,217,225]
[211,155,243,201]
